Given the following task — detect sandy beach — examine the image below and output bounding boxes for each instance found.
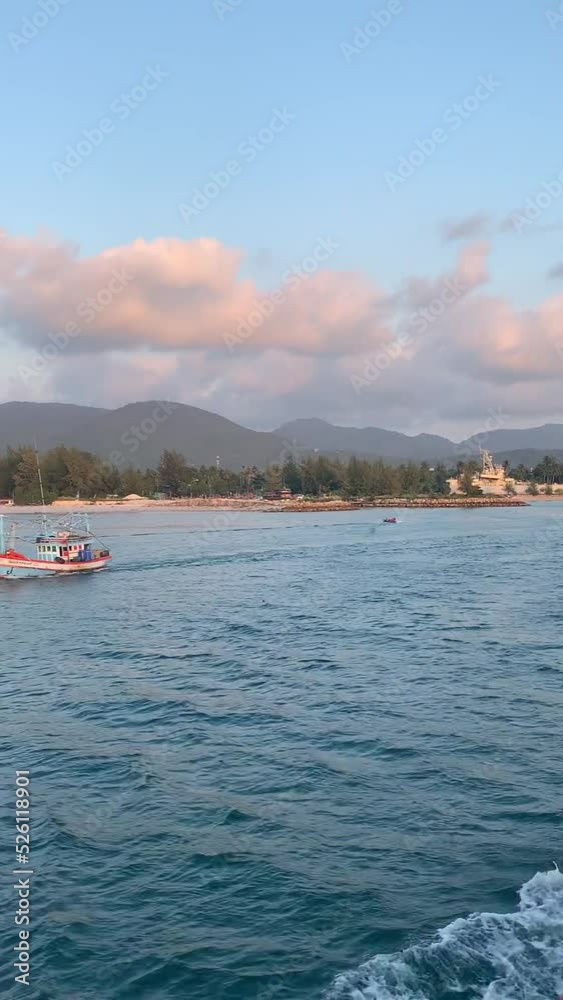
[4,498,268,516]
[3,494,554,516]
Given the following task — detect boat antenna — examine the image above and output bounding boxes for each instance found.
[34,437,48,533]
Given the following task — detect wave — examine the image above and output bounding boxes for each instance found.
[325,867,563,1000]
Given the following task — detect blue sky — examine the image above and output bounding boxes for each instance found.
[2,0,563,434]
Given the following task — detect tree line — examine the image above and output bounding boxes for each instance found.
[0,445,456,503]
[2,445,561,504]
[506,455,563,485]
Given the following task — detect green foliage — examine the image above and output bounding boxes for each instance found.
[0,445,148,504]
[526,481,539,495]
[532,455,562,484]
[281,456,302,494]
[458,465,483,497]
[0,446,497,505]
[263,463,283,493]
[431,464,451,496]
[157,449,187,497]
[456,458,479,478]
[508,457,563,485]
[0,448,24,498]
[509,463,531,482]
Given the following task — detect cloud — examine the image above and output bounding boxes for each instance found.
[440,213,489,242]
[2,226,563,437]
[0,230,391,356]
[399,241,489,311]
[547,262,563,279]
[428,293,561,382]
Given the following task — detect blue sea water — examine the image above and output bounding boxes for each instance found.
[1,506,563,1000]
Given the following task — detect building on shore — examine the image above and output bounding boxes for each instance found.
[263,488,293,501]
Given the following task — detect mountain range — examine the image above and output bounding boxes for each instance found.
[0,401,285,470]
[1,401,562,470]
[276,418,563,468]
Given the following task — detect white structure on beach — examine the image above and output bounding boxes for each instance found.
[449,449,521,496]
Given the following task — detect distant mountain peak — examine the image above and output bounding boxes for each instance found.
[1,402,563,470]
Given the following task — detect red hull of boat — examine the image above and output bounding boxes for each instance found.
[0,554,111,573]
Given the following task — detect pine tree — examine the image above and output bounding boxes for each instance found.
[158,450,187,496]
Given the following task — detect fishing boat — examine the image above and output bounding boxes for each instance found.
[0,449,111,577]
[0,513,111,577]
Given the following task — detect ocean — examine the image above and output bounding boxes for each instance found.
[1,506,562,999]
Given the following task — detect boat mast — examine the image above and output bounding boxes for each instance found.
[34,438,48,534]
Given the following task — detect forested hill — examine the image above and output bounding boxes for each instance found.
[2,401,563,471]
[0,401,286,470]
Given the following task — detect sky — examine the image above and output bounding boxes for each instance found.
[1,0,563,439]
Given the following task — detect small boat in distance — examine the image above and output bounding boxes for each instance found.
[383,516,397,524]
[0,446,111,577]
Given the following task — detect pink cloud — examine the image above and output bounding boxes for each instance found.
[2,226,563,433]
[431,292,563,382]
[0,231,390,356]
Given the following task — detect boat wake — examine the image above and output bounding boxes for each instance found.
[325,867,563,1000]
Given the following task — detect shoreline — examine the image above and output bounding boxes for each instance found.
[1,495,544,516]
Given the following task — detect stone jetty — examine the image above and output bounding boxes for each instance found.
[266,496,529,512]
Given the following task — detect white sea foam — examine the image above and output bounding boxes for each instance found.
[325,867,563,1000]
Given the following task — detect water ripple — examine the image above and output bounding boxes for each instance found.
[1,507,562,999]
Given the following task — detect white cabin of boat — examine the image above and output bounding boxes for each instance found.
[34,529,110,565]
